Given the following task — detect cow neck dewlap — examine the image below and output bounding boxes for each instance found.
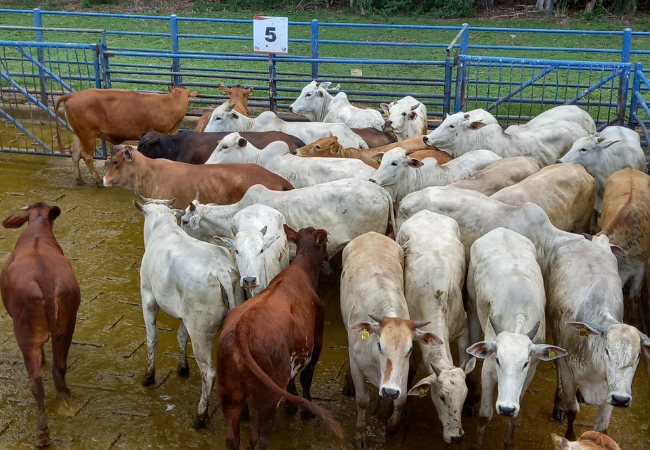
[421,315,454,369]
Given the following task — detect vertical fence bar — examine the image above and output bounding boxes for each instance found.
[33,8,49,108]
[100,32,111,88]
[453,23,469,113]
[616,27,633,125]
[629,61,642,128]
[269,54,277,113]
[93,46,101,89]
[443,52,452,118]
[311,19,319,80]
[170,14,181,87]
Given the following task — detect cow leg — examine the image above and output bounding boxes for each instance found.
[503,363,536,450]
[401,353,417,420]
[625,268,645,329]
[283,378,299,415]
[457,327,477,417]
[41,347,46,366]
[221,394,243,450]
[79,135,103,186]
[558,363,579,441]
[71,135,85,184]
[51,331,77,418]
[19,342,49,447]
[387,394,406,433]
[552,360,565,421]
[594,402,614,435]
[141,292,159,386]
[249,401,279,450]
[176,320,190,376]
[342,364,356,397]
[190,335,217,429]
[472,359,496,450]
[349,357,369,450]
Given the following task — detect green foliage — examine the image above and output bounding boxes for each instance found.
[355,0,475,18]
[557,0,637,17]
[82,0,117,7]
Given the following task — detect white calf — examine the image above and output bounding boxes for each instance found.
[380,96,428,141]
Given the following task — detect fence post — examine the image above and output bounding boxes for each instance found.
[170,14,181,87]
[628,61,642,129]
[33,8,49,108]
[453,23,469,113]
[311,19,319,80]
[99,32,112,89]
[616,27,633,126]
[269,54,277,113]
[443,52,452,118]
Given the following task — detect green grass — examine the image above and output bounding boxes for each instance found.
[1,6,649,123]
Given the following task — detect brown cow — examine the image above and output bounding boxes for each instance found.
[449,156,541,196]
[102,146,293,209]
[217,226,343,450]
[194,84,254,132]
[55,86,199,185]
[293,134,451,168]
[1,203,81,448]
[350,127,396,147]
[551,431,621,450]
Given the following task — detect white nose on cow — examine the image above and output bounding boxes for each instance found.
[609,393,631,407]
[381,387,400,399]
[497,403,517,417]
[242,276,257,289]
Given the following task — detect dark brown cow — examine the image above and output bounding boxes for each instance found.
[1,203,81,448]
[351,127,396,147]
[137,129,305,164]
[194,84,254,132]
[217,227,343,450]
[55,86,199,185]
[102,146,293,209]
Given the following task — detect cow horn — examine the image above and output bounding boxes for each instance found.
[138,193,148,203]
[368,314,383,324]
[411,103,420,111]
[489,316,503,335]
[193,190,200,202]
[412,320,431,329]
[20,205,29,211]
[189,202,196,212]
[526,321,540,340]
[405,150,415,156]
[165,198,175,207]
[315,81,320,87]
[430,363,442,377]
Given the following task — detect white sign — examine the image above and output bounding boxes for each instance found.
[253,16,288,54]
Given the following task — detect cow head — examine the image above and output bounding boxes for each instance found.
[293,227,329,266]
[2,202,61,230]
[351,315,442,401]
[214,225,282,297]
[582,233,627,257]
[423,111,486,150]
[467,317,566,418]
[368,148,424,201]
[205,102,242,133]
[218,84,254,115]
[408,358,476,444]
[381,102,421,137]
[137,129,162,158]
[551,431,622,450]
[168,85,199,98]
[289,81,333,120]
[566,321,650,407]
[103,146,140,189]
[292,133,341,157]
[558,136,620,171]
[209,132,253,164]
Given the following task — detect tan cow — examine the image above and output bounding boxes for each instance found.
[491,163,595,233]
[194,84,254,132]
[449,156,541,196]
[596,167,650,331]
[55,86,199,185]
[293,134,451,168]
[551,431,621,450]
[102,146,293,209]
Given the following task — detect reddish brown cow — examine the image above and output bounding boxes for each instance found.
[1,203,81,448]
[194,84,255,132]
[350,127,396,147]
[217,226,343,450]
[102,146,293,209]
[55,86,199,185]
[293,134,451,168]
[552,431,621,450]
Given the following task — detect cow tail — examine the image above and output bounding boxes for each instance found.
[32,237,61,334]
[54,94,71,154]
[378,185,397,237]
[233,316,343,439]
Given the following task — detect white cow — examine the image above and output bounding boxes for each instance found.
[206,133,375,188]
[559,126,646,215]
[491,163,596,233]
[213,204,290,298]
[396,211,476,444]
[204,102,368,148]
[181,179,393,257]
[289,81,384,131]
[380,96,428,141]
[423,116,589,167]
[341,232,442,450]
[395,186,650,439]
[449,156,541,196]
[466,227,567,449]
[134,197,244,429]
[369,147,502,205]
[505,105,596,134]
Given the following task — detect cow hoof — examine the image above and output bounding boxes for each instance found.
[300,409,316,419]
[565,430,576,441]
[240,402,250,421]
[576,390,585,404]
[36,431,50,448]
[141,373,155,387]
[552,408,565,422]
[192,413,208,430]
[76,179,85,185]
[177,364,189,377]
[284,400,299,415]
[342,384,356,397]
[353,435,368,450]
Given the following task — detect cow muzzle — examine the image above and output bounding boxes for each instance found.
[102,177,112,187]
[368,178,376,184]
[497,404,517,417]
[290,149,297,155]
[380,387,400,399]
[242,276,258,290]
[450,433,464,444]
[608,392,631,407]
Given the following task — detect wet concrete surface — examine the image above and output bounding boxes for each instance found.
[0,153,649,449]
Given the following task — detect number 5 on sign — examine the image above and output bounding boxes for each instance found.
[253,16,288,54]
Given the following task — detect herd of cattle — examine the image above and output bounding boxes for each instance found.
[2,80,650,450]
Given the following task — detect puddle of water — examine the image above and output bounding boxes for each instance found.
[0,152,648,450]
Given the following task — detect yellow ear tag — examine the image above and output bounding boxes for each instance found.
[419,388,426,398]
[377,158,382,164]
[316,235,321,244]
[173,212,177,217]
[579,326,590,338]
[361,329,370,340]
[547,349,556,358]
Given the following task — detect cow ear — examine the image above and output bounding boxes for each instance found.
[331,145,341,154]
[238,138,248,148]
[213,236,236,251]
[283,224,297,243]
[320,81,331,90]
[262,235,279,251]
[466,341,496,359]
[415,330,443,346]
[462,357,477,375]
[409,111,418,120]
[408,158,424,168]
[2,212,30,229]
[641,337,650,358]
[133,200,145,215]
[218,83,230,94]
[351,321,378,336]
[531,344,567,361]
[566,322,604,337]
[48,206,61,222]
[189,91,199,98]
[407,376,434,397]
[246,86,255,95]
[609,244,627,257]
[582,233,593,241]
[469,121,486,130]
[168,86,174,93]
[370,152,384,162]
[123,147,133,162]
[599,139,620,149]
[380,103,390,113]
[550,433,571,450]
